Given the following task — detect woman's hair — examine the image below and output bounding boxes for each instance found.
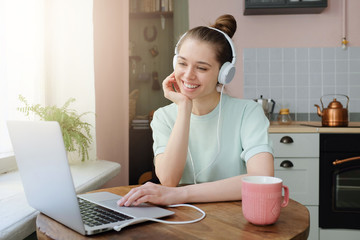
[177,14,237,67]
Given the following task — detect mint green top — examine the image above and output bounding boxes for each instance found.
[150,94,273,185]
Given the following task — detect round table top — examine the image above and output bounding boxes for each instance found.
[36,185,309,240]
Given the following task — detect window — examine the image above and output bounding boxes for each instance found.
[0,0,96,172]
[0,0,45,159]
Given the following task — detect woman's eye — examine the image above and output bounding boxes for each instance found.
[197,66,207,71]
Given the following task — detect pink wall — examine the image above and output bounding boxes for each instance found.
[93,0,129,186]
[189,0,360,98]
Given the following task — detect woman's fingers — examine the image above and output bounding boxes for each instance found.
[117,182,158,206]
[163,73,177,94]
[116,182,179,207]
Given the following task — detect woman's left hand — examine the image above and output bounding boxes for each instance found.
[117,182,184,207]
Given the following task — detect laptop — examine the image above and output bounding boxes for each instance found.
[7,120,174,235]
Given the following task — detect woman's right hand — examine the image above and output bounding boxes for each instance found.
[163,72,192,108]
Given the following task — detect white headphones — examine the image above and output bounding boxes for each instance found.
[173,27,237,85]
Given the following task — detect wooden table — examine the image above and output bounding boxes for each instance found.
[36,186,309,240]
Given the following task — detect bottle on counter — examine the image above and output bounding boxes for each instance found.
[277,108,292,125]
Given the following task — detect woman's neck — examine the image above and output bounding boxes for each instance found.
[191,91,221,116]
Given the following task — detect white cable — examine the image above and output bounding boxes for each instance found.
[113,204,206,232]
[188,148,197,184]
[193,84,225,181]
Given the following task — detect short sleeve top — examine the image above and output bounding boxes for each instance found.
[150,94,273,184]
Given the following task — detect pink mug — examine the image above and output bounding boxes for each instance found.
[241,176,289,225]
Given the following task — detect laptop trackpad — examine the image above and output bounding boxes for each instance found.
[99,199,174,218]
[79,192,174,219]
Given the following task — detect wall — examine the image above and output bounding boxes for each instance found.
[188,0,360,99]
[243,46,360,121]
[93,0,129,186]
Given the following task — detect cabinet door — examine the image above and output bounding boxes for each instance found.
[320,228,360,240]
[307,206,319,240]
[129,129,154,185]
[270,133,319,158]
[275,157,319,205]
[244,0,327,15]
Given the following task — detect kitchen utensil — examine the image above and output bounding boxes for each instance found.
[314,94,349,127]
[149,45,159,57]
[277,108,292,125]
[152,71,161,90]
[254,95,276,120]
[138,63,151,82]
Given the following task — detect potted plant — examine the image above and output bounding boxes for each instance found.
[17,95,93,162]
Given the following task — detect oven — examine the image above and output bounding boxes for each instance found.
[320,133,360,229]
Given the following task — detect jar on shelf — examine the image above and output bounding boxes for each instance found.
[277,108,292,125]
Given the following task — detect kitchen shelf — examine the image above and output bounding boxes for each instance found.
[244,0,327,15]
[130,11,173,19]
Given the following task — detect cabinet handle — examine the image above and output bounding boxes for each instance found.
[280,136,294,144]
[280,160,294,168]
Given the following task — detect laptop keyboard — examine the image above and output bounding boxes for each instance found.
[78,198,133,227]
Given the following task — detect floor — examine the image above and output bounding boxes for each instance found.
[24,232,37,240]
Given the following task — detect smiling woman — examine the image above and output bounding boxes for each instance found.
[117,14,274,208]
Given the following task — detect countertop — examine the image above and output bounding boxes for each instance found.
[269,121,360,133]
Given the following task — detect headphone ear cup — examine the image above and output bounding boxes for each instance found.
[173,55,178,70]
[218,62,236,85]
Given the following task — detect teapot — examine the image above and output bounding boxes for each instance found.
[314,94,349,127]
[254,95,276,120]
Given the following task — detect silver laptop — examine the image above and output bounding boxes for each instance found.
[7,120,174,235]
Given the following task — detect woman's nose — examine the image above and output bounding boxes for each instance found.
[183,66,195,80]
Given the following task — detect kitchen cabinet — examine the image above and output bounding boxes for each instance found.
[319,229,360,240]
[130,11,173,19]
[244,0,327,15]
[269,122,360,240]
[129,128,157,185]
[270,133,319,240]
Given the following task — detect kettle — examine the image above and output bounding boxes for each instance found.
[314,94,349,127]
[254,95,276,120]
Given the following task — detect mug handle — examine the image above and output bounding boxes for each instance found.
[281,185,289,207]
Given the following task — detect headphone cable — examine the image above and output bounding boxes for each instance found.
[189,84,225,184]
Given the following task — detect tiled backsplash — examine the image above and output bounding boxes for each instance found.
[243,47,360,121]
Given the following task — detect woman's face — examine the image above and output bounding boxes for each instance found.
[174,38,220,100]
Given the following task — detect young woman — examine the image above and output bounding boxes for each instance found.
[118,14,274,207]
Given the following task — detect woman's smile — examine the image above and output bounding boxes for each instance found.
[183,81,200,89]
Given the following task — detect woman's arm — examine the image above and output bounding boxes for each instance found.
[154,102,191,187]
[154,73,192,187]
[117,152,274,206]
[182,152,274,202]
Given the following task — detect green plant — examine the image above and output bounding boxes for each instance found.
[17,95,93,161]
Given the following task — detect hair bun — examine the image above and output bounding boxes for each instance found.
[211,14,237,38]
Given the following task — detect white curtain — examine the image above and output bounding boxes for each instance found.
[0,0,95,160]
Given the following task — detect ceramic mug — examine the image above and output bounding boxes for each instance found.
[241,176,289,225]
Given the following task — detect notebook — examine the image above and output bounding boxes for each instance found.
[7,120,174,235]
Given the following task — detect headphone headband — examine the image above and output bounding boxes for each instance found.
[173,27,236,84]
[207,27,236,65]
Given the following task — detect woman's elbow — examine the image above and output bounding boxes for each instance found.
[157,176,179,187]
[155,169,180,187]
[247,152,274,177]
